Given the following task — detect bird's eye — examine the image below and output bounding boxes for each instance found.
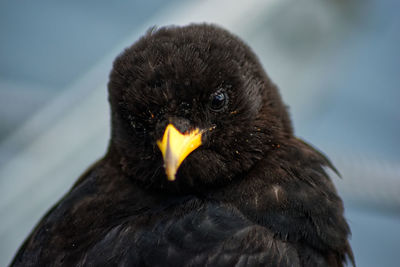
[209,90,228,111]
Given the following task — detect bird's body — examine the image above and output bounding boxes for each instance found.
[11,24,353,267]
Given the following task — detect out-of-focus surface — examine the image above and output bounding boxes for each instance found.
[1,0,399,266]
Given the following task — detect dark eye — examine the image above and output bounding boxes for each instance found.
[209,90,228,111]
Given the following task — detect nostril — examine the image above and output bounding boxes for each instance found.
[155,117,192,141]
[168,117,191,133]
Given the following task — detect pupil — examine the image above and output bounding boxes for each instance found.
[212,92,225,109]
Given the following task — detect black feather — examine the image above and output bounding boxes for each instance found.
[11,23,354,267]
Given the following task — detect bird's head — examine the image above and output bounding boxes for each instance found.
[108,24,293,192]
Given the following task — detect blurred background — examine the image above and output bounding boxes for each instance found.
[0,0,399,266]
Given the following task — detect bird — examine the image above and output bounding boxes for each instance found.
[11,24,354,267]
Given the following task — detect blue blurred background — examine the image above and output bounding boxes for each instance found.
[1,0,399,266]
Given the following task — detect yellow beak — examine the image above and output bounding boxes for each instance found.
[157,124,202,181]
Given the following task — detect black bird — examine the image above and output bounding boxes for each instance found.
[11,24,354,267]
